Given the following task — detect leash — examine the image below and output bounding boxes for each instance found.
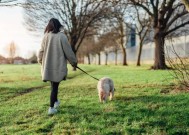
[76,66,116,91]
[76,66,99,81]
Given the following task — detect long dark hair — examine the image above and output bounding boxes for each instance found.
[44,18,62,33]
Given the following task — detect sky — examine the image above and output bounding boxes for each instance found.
[0,6,42,58]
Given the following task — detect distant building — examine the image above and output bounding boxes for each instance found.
[84,23,189,65]
[13,57,28,64]
[0,55,9,64]
[126,24,136,48]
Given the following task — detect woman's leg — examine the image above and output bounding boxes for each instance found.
[50,82,60,107]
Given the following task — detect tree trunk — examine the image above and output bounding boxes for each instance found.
[115,50,118,65]
[72,51,77,71]
[136,42,143,66]
[98,53,101,65]
[70,36,77,71]
[122,48,127,66]
[152,29,168,69]
[10,58,14,64]
[105,53,108,65]
[119,21,127,66]
[87,54,90,65]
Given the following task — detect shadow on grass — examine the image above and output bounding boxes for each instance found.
[114,95,189,134]
[36,121,55,134]
[53,95,189,135]
[0,85,47,102]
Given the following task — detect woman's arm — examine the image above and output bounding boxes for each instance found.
[38,36,45,64]
[61,34,77,67]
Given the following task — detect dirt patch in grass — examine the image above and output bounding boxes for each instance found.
[2,85,48,102]
[0,79,14,83]
[16,85,47,96]
[0,77,37,83]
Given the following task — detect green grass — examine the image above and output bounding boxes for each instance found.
[0,64,189,135]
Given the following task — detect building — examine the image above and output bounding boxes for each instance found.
[0,55,9,64]
[84,25,189,65]
[13,57,28,64]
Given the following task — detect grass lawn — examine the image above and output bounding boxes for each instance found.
[0,64,189,135]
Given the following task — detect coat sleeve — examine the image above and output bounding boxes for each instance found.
[38,35,45,64]
[61,34,77,67]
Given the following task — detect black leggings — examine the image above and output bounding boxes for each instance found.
[50,82,60,107]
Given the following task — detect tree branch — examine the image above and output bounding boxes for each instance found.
[165,21,189,36]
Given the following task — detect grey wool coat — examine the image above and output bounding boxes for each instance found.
[38,31,77,82]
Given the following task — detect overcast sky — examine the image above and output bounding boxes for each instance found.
[0,6,42,58]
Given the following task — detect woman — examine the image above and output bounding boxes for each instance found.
[38,18,77,115]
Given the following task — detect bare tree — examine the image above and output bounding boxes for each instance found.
[0,0,16,3]
[129,0,189,69]
[78,36,95,65]
[109,3,129,66]
[115,18,128,65]
[93,36,105,65]
[129,6,152,66]
[166,40,189,91]
[113,45,120,65]
[99,30,119,65]
[0,0,15,3]
[0,0,22,6]
[107,17,127,65]
[80,30,118,65]
[28,52,37,64]
[7,41,17,64]
[24,0,118,68]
